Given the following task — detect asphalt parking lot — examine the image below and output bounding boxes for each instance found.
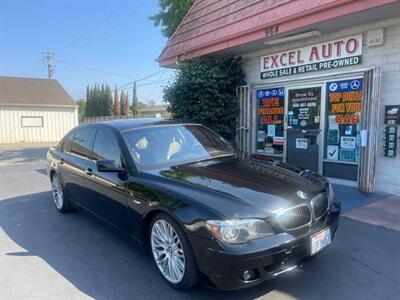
[1,146,400,299]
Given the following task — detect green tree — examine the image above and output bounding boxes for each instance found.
[163,57,246,140]
[85,83,113,117]
[150,0,195,38]
[76,99,86,122]
[131,81,139,117]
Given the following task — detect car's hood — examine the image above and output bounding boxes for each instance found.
[144,156,328,219]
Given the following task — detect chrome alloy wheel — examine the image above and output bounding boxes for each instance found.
[151,219,186,284]
[51,175,64,210]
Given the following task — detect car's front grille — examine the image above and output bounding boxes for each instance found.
[277,204,312,231]
[311,193,329,220]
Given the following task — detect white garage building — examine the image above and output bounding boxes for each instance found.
[0,76,78,144]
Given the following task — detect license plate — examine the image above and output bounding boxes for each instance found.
[310,227,331,255]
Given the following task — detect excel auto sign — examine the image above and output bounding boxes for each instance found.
[260,35,362,79]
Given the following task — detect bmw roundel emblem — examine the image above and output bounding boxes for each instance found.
[296,191,307,200]
[329,82,338,92]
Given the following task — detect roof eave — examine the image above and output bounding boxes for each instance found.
[0,102,78,108]
[158,0,398,66]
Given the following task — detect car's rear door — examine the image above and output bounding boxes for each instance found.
[65,126,97,208]
[86,128,129,231]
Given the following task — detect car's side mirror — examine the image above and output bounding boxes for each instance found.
[96,159,125,173]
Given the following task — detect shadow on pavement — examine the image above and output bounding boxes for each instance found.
[0,147,49,165]
[1,192,399,299]
[333,184,391,213]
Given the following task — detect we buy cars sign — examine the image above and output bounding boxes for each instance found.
[260,35,362,79]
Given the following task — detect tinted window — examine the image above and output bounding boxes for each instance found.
[70,127,96,158]
[62,132,74,153]
[92,129,123,168]
[123,125,234,169]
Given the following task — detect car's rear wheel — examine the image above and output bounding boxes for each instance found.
[150,213,200,290]
[51,174,72,213]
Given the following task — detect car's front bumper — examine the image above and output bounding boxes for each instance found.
[188,201,341,290]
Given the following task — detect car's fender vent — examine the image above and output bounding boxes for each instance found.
[277,204,312,231]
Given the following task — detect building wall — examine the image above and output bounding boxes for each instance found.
[0,105,78,144]
[241,17,400,194]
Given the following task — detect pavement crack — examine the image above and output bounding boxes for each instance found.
[347,255,399,286]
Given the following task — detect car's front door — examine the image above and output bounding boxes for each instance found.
[87,128,129,231]
[286,86,322,172]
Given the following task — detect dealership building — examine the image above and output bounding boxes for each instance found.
[159,0,400,195]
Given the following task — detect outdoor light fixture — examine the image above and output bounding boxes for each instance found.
[265,30,321,45]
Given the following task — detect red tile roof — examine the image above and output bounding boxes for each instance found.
[158,0,397,66]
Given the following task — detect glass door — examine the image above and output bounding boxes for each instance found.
[286,86,323,172]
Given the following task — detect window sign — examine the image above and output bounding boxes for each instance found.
[384,105,400,125]
[384,126,397,157]
[325,79,363,163]
[296,138,308,149]
[288,87,321,129]
[256,87,284,155]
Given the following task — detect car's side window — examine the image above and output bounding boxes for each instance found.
[92,129,123,168]
[70,127,96,158]
[61,132,74,153]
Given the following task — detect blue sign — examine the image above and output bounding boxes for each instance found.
[257,87,285,99]
[326,78,363,93]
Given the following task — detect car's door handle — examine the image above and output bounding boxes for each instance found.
[85,168,93,176]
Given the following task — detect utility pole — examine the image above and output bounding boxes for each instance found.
[42,52,55,79]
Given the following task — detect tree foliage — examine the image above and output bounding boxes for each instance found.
[163,57,246,140]
[120,91,131,116]
[150,0,195,38]
[113,85,121,116]
[85,84,113,117]
[75,99,86,122]
[131,81,139,117]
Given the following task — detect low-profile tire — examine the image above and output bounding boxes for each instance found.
[51,173,73,213]
[150,213,200,290]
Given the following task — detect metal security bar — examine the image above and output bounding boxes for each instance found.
[236,85,252,158]
[358,67,382,193]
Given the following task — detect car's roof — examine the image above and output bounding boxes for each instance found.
[87,118,198,132]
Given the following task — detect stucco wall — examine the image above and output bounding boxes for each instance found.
[0,106,78,144]
[241,17,400,194]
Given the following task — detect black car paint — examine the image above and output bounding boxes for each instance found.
[47,118,341,290]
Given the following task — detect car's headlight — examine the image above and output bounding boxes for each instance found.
[327,182,335,206]
[205,219,274,244]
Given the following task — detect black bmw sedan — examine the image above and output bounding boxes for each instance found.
[47,118,341,290]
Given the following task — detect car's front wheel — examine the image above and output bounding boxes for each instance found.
[51,173,72,213]
[150,213,200,289]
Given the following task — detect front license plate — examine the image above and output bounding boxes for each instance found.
[310,227,331,255]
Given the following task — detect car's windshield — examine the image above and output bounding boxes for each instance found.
[122,124,234,170]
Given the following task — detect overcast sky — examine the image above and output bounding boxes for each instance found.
[0,0,175,104]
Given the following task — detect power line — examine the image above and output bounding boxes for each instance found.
[137,77,170,88]
[56,0,129,52]
[54,58,168,83]
[71,77,172,100]
[54,58,135,79]
[146,70,167,103]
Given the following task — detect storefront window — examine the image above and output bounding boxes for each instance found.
[256,87,284,155]
[287,87,321,129]
[325,79,363,163]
